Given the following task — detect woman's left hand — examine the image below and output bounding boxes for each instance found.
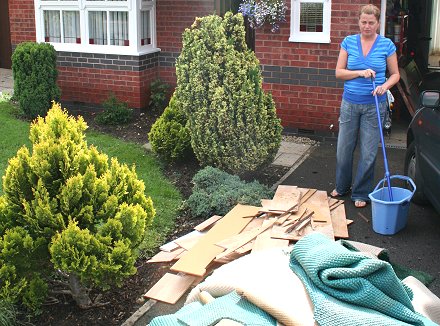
[373,85,387,96]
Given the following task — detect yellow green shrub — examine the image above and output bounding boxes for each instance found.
[176,12,282,175]
[0,103,155,311]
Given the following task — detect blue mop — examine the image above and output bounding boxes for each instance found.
[372,77,393,201]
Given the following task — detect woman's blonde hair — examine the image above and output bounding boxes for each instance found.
[359,4,380,21]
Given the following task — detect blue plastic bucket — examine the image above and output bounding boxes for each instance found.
[368,175,416,235]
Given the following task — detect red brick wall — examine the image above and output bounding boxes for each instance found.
[7,0,384,129]
[8,0,36,46]
[157,0,214,52]
[7,0,157,110]
[156,0,214,85]
[58,66,156,109]
[256,0,383,134]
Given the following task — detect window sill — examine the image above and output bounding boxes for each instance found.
[289,35,331,44]
[46,42,161,56]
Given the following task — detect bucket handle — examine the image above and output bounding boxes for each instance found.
[373,175,416,196]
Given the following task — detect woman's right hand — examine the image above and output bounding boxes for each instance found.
[359,68,376,79]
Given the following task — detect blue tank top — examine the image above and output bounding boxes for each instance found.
[341,34,396,104]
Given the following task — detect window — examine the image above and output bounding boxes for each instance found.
[290,0,331,43]
[140,0,155,46]
[35,0,157,55]
[140,10,151,45]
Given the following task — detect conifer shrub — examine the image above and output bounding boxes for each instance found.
[148,79,170,113]
[176,12,282,175]
[148,94,193,162]
[95,93,133,125]
[11,42,60,118]
[183,166,273,218]
[0,103,155,312]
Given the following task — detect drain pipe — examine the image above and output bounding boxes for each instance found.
[380,0,386,36]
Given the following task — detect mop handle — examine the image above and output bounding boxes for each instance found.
[372,77,393,201]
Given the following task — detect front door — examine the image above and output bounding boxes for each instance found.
[0,0,13,69]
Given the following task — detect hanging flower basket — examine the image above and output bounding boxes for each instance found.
[239,0,287,33]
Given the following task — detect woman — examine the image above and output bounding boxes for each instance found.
[331,4,400,208]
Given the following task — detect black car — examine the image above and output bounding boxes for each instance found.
[404,90,440,214]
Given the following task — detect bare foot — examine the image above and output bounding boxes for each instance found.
[330,189,342,197]
[354,200,367,208]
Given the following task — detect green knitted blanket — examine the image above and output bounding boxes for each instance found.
[289,233,438,326]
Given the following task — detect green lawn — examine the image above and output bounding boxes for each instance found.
[0,101,182,256]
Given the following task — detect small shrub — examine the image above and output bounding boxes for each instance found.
[0,102,155,311]
[11,42,60,118]
[149,79,170,112]
[148,94,193,162]
[183,166,274,218]
[95,93,133,125]
[0,92,12,103]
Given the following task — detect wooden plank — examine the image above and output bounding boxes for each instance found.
[159,230,204,252]
[297,189,334,239]
[213,251,243,264]
[251,226,289,253]
[215,217,278,260]
[194,215,223,231]
[175,249,187,260]
[234,240,254,254]
[147,247,186,263]
[144,273,196,304]
[299,188,317,205]
[328,197,339,206]
[170,204,260,276]
[271,223,334,241]
[270,226,300,241]
[215,228,259,249]
[330,202,349,239]
[174,232,205,251]
[241,215,265,231]
[329,200,344,211]
[268,189,335,241]
[300,189,332,223]
[260,185,300,213]
[280,207,306,227]
[159,240,179,253]
[215,217,263,249]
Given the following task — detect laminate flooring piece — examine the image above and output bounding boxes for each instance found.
[170,204,260,276]
[144,273,196,304]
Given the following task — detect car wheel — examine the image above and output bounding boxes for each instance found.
[404,142,428,204]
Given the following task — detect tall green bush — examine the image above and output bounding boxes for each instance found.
[176,12,282,175]
[0,103,155,312]
[11,42,61,118]
[148,93,193,162]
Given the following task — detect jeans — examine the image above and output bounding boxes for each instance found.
[335,99,386,202]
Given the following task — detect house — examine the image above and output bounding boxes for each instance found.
[0,0,438,135]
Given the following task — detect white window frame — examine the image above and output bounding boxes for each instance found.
[289,0,331,44]
[34,0,158,55]
[138,0,156,49]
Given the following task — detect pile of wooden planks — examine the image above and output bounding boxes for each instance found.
[144,185,351,304]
